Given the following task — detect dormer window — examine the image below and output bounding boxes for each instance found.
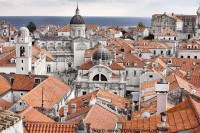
[71,104,76,113]
[126,62,129,66]
[134,61,138,67]
[194,45,198,49]
[10,58,16,63]
[187,45,191,49]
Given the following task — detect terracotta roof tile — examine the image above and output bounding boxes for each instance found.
[124,97,200,132]
[0,75,11,95]
[20,106,54,122]
[22,76,71,109]
[0,98,13,110]
[58,25,71,32]
[85,104,117,132]
[118,53,145,68]
[109,61,125,70]
[79,61,93,70]
[12,75,35,91]
[24,122,76,133]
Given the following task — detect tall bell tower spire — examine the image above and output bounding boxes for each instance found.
[76,3,80,15]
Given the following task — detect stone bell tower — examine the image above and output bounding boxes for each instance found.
[16,27,32,74]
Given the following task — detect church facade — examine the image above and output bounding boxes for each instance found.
[75,45,127,97]
[35,5,107,72]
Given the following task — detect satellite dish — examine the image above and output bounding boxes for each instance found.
[141,112,150,118]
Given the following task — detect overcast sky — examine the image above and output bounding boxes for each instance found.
[0,0,199,17]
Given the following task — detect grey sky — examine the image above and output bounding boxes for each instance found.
[0,0,199,17]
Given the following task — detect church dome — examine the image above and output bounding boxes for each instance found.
[70,15,85,24]
[70,4,85,24]
[18,27,30,38]
[93,46,112,61]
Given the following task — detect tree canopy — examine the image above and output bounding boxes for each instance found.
[137,22,145,28]
[27,22,36,33]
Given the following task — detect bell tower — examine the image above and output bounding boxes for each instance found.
[16,27,32,74]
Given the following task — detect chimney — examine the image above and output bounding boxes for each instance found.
[28,72,32,78]
[64,105,68,117]
[75,118,89,133]
[155,79,169,114]
[132,92,139,111]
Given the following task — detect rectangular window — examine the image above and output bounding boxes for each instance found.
[35,79,41,84]
[82,91,87,95]
[161,51,163,55]
[154,51,156,55]
[22,67,23,70]
[21,60,23,63]
[133,71,137,76]
[126,71,128,75]
[194,56,197,59]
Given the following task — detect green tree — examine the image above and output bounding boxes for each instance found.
[137,22,145,28]
[27,22,36,33]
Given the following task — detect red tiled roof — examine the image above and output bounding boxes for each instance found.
[20,106,54,122]
[0,98,13,110]
[12,75,35,91]
[32,45,54,62]
[85,104,117,132]
[24,122,76,133]
[22,76,71,109]
[58,25,71,32]
[118,53,146,68]
[109,61,125,70]
[123,97,200,132]
[86,24,99,31]
[0,75,11,95]
[79,61,93,70]
[0,49,16,67]
[65,106,92,121]
[143,42,172,49]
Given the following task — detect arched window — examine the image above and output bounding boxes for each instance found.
[20,46,25,57]
[47,65,51,73]
[101,74,107,81]
[93,74,99,81]
[93,74,107,81]
[68,62,72,68]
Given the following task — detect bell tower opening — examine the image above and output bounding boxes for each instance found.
[20,46,25,57]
